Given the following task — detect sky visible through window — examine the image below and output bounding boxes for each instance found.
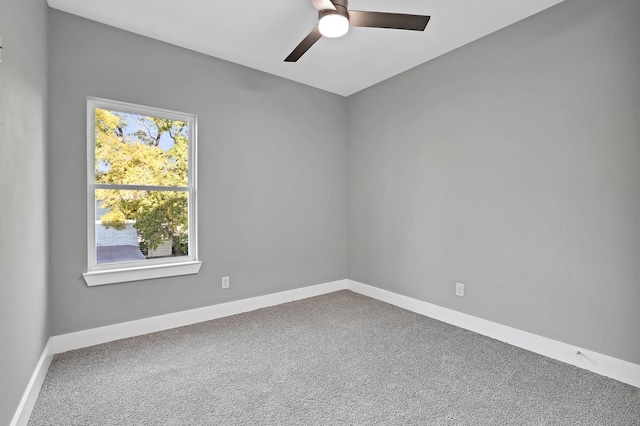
[95,109,188,179]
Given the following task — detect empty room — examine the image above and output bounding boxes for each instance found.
[1,0,638,424]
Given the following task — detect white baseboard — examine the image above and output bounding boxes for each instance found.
[13,279,347,424]
[10,341,54,426]
[13,277,638,424]
[49,279,348,354]
[345,279,640,389]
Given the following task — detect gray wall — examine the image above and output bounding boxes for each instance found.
[48,10,347,335]
[347,0,640,364]
[0,0,49,423]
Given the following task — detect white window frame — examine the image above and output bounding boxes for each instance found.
[83,97,201,286]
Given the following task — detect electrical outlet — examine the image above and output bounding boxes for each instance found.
[455,282,464,297]
[221,276,230,289]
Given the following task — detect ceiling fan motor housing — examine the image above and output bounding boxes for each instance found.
[319,0,349,21]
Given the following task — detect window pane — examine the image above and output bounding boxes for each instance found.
[95,189,189,265]
[95,108,189,186]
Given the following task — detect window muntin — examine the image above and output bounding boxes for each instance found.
[86,98,198,279]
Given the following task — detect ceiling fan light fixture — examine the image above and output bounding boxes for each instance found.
[285,0,430,62]
[319,13,349,38]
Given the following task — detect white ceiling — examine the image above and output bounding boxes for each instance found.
[47,0,564,97]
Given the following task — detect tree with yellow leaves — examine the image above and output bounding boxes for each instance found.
[94,108,190,255]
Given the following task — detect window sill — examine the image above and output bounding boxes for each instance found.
[83,261,202,286]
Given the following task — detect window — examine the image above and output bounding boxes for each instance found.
[83,97,201,286]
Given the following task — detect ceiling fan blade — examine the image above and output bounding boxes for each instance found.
[284,26,323,62]
[309,0,336,12]
[349,11,430,31]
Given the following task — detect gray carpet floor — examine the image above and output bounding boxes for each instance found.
[29,290,639,425]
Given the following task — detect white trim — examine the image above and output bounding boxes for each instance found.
[14,280,346,423]
[345,279,640,388]
[49,279,348,354]
[93,183,189,191]
[86,96,199,275]
[82,260,202,286]
[12,278,639,423]
[10,341,54,426]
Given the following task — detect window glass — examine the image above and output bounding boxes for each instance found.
[94,190,190,264]
[87,98,197,275]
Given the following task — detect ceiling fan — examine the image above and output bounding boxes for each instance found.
[285,0,431,62]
